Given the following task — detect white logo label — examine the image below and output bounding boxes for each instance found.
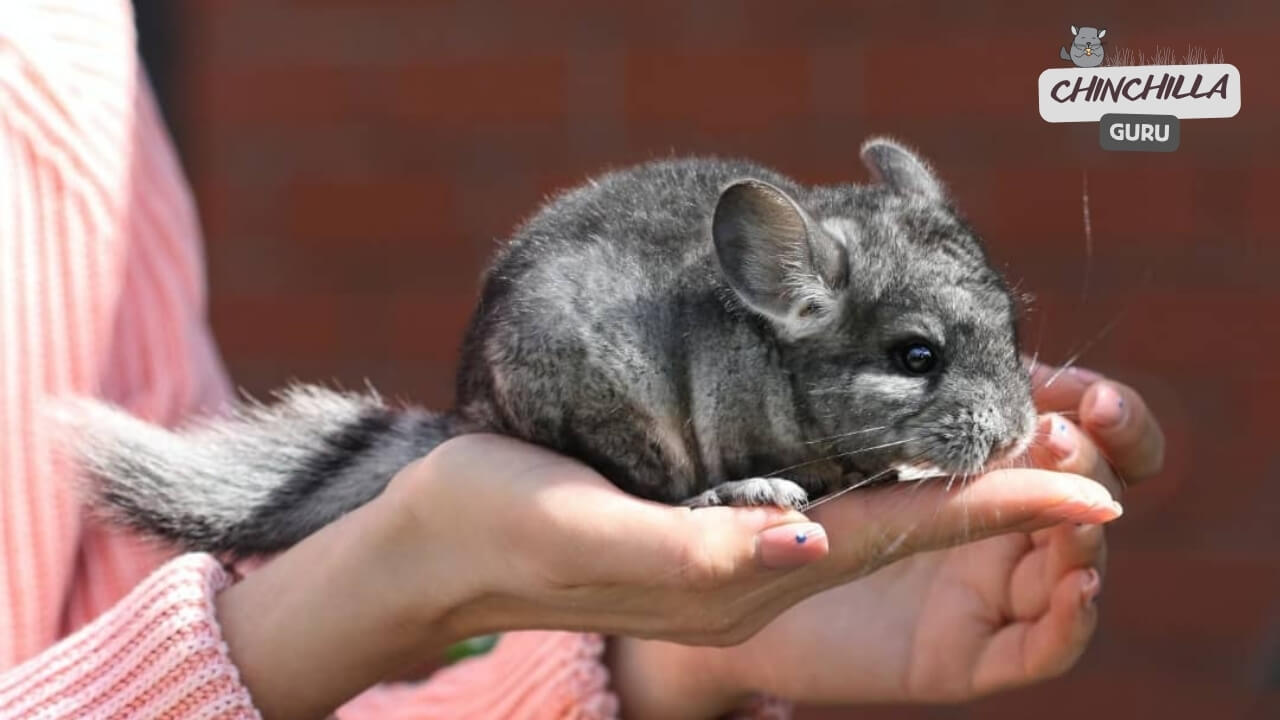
[1038,63,1240,123]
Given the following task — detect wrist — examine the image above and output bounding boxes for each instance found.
[369,454,506,642]
[216,487,473,719]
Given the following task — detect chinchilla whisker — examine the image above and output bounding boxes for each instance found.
[804,425,889,444]
[825,437,919,461]
[799,463,906,511]
[1040,307,1128,389]
[1026,309,1047,379]
[1080,169,1093,303]
[798,447,935,511]
[766,437,920,477]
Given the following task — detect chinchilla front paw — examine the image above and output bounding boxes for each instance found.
[682,477,809,509]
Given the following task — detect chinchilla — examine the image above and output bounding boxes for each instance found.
[1060,25,1107,68]
[63,137,1036,557]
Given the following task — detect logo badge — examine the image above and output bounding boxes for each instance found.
[1039,26,1240,152]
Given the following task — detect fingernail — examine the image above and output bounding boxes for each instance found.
[1070,479,1121,517]
[757,523,827,569]
[1088,383,1128,429]
[1070,491,1123,523]
[1080,567,1102,608]
[1068,366,1106,385]
[1046,416,1076,462]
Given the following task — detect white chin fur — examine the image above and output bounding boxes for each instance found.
[893,463,947,482]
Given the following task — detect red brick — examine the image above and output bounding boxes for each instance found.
[196,57,569,129]
[1084,549,1280,703]
[623,51,812,128]
[284,177,456,243]
[184,3,452,67]
[1020,290,1280,384]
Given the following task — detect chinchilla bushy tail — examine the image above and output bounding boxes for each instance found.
[59,385,455,557]
[1060,47,1071,60]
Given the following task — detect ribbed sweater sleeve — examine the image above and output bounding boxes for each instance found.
[0,554,258,719]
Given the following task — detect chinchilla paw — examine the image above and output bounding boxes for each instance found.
[682,477,809,509]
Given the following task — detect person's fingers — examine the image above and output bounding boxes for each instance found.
[1009,524,1106,620]
[807,469,1121,577]
[973,567,1101,695]
[1028,361,1105,414]
[1078,380,1165,483]
[1010,415,1110,618]
[1025,362,1166,485]
[525,476,822,590]
[1026,414,1123,498]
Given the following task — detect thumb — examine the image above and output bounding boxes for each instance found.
[809,469,1122,571]
[576,495,831,589]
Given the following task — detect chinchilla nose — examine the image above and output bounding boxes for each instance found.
[988,399,1033,461]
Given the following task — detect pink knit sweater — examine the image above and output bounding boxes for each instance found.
[0,2,628,717]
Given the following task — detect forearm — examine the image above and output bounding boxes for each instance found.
[216,492,472,720]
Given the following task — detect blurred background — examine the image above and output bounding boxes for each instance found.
[132,1,1277,717]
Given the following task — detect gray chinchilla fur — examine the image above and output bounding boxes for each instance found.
[64,137,1036,557]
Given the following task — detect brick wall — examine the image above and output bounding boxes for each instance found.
[159,2,1279,717]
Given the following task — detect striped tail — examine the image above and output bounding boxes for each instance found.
[58,385,454,556]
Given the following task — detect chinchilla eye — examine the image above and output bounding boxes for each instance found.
[895,342,939,375]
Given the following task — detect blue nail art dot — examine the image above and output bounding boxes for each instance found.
[1117,398,1125,408]
[795,532,808,544]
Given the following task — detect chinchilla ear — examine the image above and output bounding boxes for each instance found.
[1098,29,1107,39]
[712,179,848,338]
[859,137,946,202]
[1071,25,1078,35]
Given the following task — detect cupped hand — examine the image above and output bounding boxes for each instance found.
[218,364,1154,720]
[610,364,1165,717]
[376,431,1118,650]
[223,362,1156,720]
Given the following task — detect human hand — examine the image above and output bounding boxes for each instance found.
[610,363,1165,717]
[375,432,1117,647]
[215,366,1143,720]
[399,440,1115,719]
